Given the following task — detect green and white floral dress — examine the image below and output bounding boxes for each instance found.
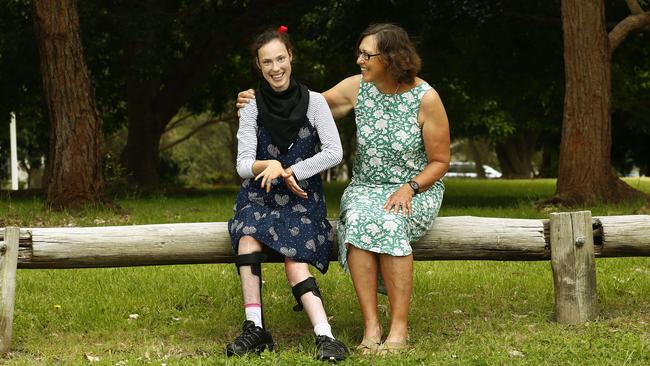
[337,78,444,270]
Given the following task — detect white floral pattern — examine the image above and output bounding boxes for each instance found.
[337,79,445,270]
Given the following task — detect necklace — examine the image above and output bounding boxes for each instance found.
[382,83,400,111]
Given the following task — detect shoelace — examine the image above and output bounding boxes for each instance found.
[234,327,263,348]
[317,337,347,354]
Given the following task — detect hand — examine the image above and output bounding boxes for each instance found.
[236,89,256,109]
[384,184,414,216]
[282,168,307,199]
[255,160,283,193]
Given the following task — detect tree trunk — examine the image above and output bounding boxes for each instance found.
[555,0,644,205]
[121,81,164,191]
[468,138,487,179]
[33,0,106,210]
[494,130,539,178]
[538,140,559,178]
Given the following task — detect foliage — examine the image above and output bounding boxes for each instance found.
[0,0,48,177]
[0,0,648,188]
[612,30,650,175]
[162,113,239,187]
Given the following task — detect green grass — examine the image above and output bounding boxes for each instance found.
[1,178,649,365]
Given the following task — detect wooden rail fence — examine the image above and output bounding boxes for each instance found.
[0,211,649,354]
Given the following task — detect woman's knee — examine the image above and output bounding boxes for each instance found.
[348,245,378,268]
[284,258,310,285]
[238,236,263,255]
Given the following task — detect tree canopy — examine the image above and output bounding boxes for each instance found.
[0,0,648,202]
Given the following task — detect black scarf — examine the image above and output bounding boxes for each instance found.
[256,78,309,154]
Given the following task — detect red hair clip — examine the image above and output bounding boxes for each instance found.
[277,25,288,33]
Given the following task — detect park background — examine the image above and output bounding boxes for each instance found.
[0,0,649,365]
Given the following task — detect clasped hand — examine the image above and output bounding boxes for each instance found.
[384,184,414,216]
[255,160,307,198]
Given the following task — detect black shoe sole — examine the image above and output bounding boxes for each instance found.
[226,342,275,357]
[316,353,347,362]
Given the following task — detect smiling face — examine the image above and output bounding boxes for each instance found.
[256,39,293,92]
[357,35,387,83]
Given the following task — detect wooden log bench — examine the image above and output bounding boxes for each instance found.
[1,211,649,354]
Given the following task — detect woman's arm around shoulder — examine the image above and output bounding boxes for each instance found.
[322,75,361,119]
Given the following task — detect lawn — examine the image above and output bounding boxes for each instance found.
[0,178,649,365]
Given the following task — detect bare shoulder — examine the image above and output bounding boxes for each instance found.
[323,75,362,118]
[421,88,442,110]
[327,75,361,98]
[341,74,362,86]
[418,86,447,126]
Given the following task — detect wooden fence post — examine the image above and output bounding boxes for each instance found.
[0,227,19,354]
[550,211,597,324]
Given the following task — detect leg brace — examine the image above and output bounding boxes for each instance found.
[291,277,323,312]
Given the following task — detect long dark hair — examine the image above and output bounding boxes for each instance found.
[250,28,295,60]
[356,23,421,84]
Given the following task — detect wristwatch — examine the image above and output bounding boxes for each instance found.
[408,180,420,194]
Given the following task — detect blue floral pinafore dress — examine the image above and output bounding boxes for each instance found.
[228,116,333,274]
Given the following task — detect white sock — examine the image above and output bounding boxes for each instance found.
[314,322,334,338]
[244,303,263,328]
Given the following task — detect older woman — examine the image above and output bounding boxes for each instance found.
[238,23,450,355]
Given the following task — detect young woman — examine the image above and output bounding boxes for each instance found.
[238,24,450,355]
[226,27,348,361]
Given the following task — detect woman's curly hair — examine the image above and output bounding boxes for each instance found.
[356,24,421,84]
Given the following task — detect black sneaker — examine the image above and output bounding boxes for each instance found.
[315,335,349,362]
[226,320,275,356]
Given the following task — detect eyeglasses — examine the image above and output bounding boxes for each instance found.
[356,50,381,61]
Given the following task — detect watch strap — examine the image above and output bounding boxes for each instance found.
[408,180,419,194]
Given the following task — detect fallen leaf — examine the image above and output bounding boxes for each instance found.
[508,350,525,358]
[84,353,101,362]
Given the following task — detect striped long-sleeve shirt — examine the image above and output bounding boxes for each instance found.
[235,91,343,181]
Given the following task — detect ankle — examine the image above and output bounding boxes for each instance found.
[314,322,334,339]
[385,331,408,344]
[363,323,382,339]
[244,303,263,328]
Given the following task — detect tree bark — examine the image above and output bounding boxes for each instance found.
[33,0,106,210]
[554,0,645,205]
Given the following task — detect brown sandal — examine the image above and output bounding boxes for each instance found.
[355,336,381,355]
[377,340,409,356]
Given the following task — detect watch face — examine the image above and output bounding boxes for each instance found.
[409,181,419,192]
